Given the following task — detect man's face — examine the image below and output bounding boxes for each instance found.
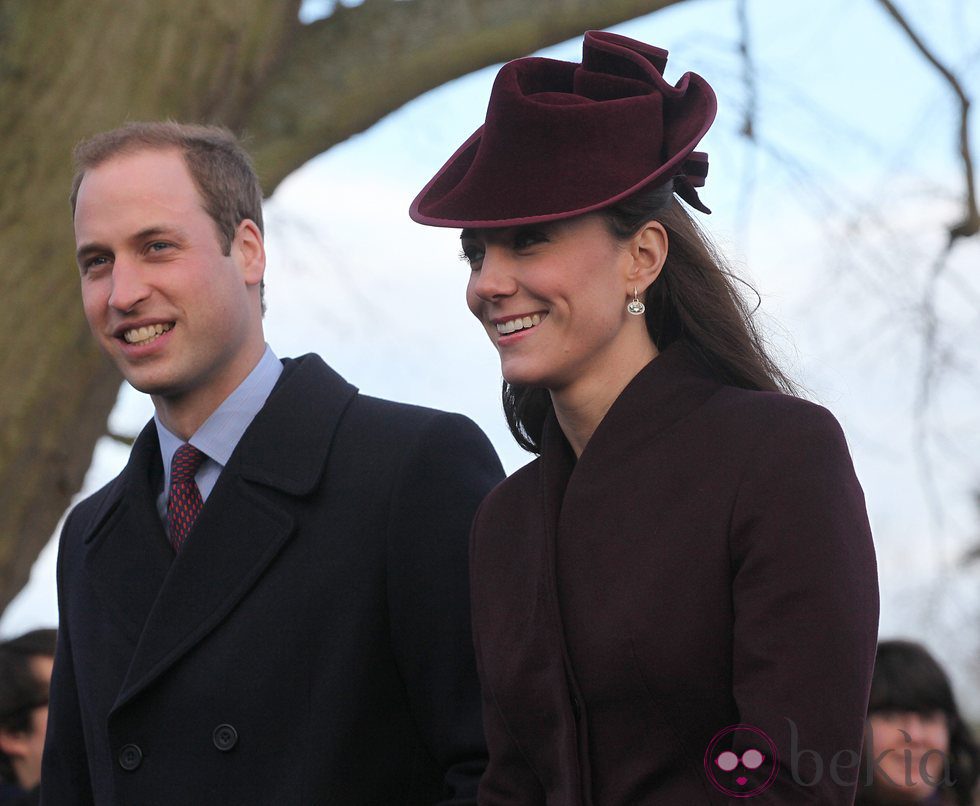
[74,148,265,420]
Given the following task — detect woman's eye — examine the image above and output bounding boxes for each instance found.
[513,230,547,249]
[459,245,484,267]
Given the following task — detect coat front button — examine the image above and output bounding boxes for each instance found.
[118,743,143,771]
[212,723,239,752]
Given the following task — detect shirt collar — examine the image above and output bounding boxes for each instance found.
[156,344,283,477]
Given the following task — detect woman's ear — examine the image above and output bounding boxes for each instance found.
[626,220,668,294]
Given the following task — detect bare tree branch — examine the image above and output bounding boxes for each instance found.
[733,0,757,239]
[242,0,685,191]
[911,243,956,546]
[876,0,979,242]
[964,489,980,565]
[735,0,756,141]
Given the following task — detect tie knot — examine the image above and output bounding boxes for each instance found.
[171,443,207,484]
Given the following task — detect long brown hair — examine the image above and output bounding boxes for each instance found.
[503,182,797,453]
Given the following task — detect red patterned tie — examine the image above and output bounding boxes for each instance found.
[168,443,207,552]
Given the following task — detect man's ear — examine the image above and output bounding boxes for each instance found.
[233,219,266,287]
[625,220,668,294]
[0,726,28,759]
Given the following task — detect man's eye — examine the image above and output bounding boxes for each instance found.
[148,242,171,252]
[82,255,110,272]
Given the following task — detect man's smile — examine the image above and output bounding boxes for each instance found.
[120,322,174,345]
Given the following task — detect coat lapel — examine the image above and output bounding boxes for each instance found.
[548,342,722,636]
[568,342,720,487]
[109,355,358,713]
[83,421,174,645]
[524,344,722,804]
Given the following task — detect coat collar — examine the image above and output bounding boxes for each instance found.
[540,340,721,508]
[78,355,358,714]
[235,354,357,495]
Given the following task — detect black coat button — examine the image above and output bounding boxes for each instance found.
[118,743,143,771]
[213,723,238,752]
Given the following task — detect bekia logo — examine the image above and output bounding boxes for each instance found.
[703,724,779,798]
[703,717,956,797]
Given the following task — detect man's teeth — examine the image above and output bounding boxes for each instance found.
[123,323,173,344]
[496,314,542,335]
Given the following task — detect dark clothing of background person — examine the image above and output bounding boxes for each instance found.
[0,783,38,806]
[42,355,503,805]
[0,781,37,805]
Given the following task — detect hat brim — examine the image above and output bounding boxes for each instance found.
[409,54,717,228]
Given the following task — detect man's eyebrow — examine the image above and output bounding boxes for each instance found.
[131,225,188,243]
[75,241,109,264]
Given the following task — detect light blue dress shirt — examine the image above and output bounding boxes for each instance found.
[155,344,284,526]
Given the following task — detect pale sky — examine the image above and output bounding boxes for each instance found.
[5,0,980,712]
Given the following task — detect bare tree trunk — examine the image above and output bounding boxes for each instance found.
[0,0,678,614]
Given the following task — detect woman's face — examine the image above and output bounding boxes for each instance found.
[461,213,659,397]
[866,710,950,802]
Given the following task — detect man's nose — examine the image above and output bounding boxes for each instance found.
[107,258,151,311]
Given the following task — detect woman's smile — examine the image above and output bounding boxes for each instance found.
[494,312,544,336]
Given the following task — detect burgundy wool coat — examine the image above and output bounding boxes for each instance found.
[470,343,879,805]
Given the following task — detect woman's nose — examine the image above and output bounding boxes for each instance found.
[472,249,517,300]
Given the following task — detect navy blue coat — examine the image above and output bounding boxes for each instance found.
[42,354,504,805]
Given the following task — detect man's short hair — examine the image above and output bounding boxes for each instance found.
[0,629,56,783]
[69,121,264,256]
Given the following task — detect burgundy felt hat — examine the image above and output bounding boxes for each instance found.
[409,30,718,228]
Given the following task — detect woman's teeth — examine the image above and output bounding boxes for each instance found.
[496,314,542,335]
[124,323,173,345]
